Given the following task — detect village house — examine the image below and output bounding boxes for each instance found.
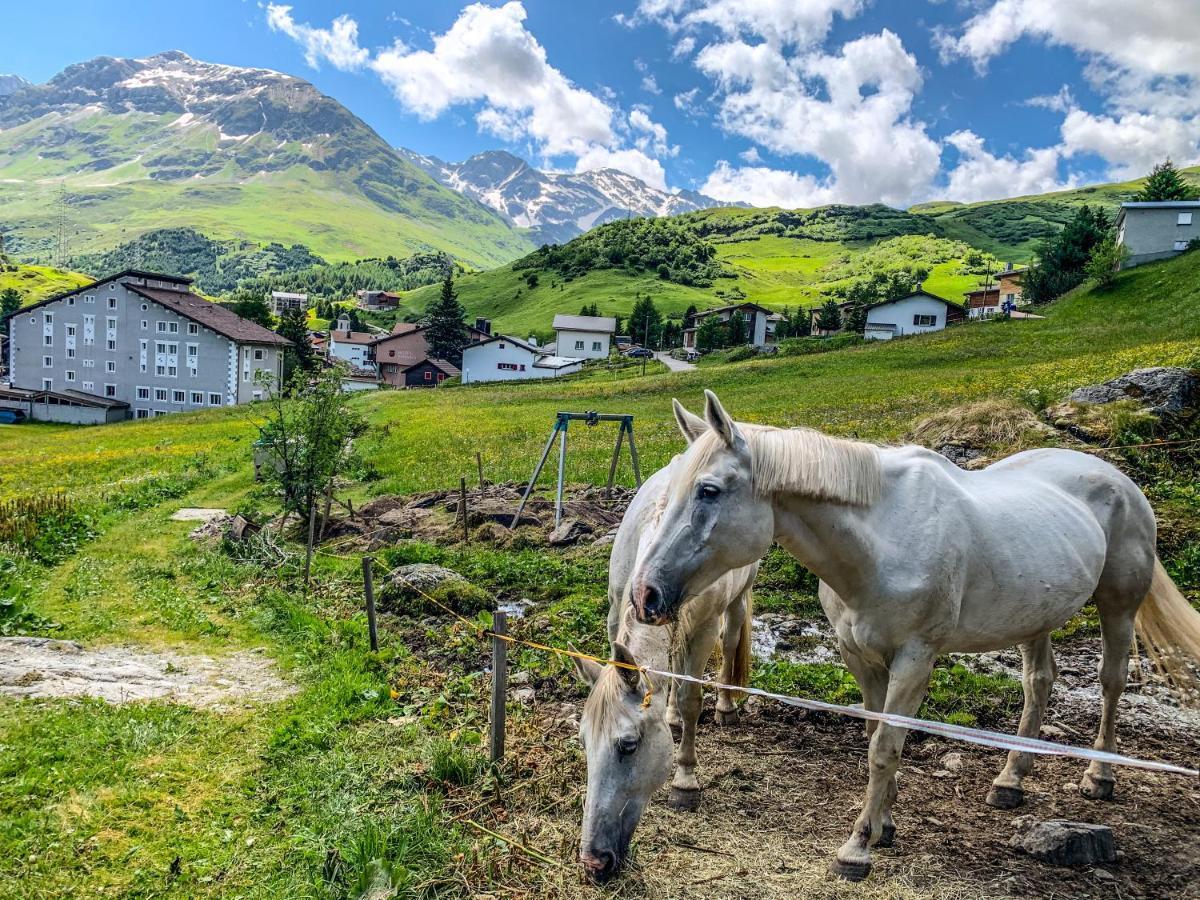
[270,291,308,314]
[2,270,288,422]
[1116,201,1200,267]
[964,264,1027,318]
[460,334,582,385]
[682,302,776,349]
[863,290,965,341]
[552,314,616,360]
[356,289,403,310]
[327,316,377,372]
[371,318,489,389]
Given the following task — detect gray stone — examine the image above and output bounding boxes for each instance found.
[935,444,986,468]
[548,517,593,546]
[1010,820,1116,866]
[513,686,536,705]
[1067,367,1198,420]
[385,563,467,595]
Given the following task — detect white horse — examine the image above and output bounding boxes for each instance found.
[631,390,1200,881]
[573,460,758,882]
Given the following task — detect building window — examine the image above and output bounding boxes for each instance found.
[592,341,601,351]
[913,314,937,327]
[135,409,149,419]
[85,295,94,304]
[141,320,148,330]
[83,359,94,368]
[153,410,167,417]
[388,349,395,357]
[1178,212,1193,226]
[1005,293,1015,302]
[106,340,116,351]
[67,297,75,306]
[1174,240,1190,251]
[43,355,53,367]
[497,362,519,371]
[157,321,168,333]
[44,312,53,324]
[66,348,75,359]
[424,370,432,381]
[172,390,185,403]
[519,364,526,371]
[253,348,265,361]
[136,387,150,400]
[66,325,76,336]
[574,340,584,350]
[252,390,263,401]
[82,381,93,392]
[42,378,53,390]
[108,297,117,310]
[106,361,116,373]
[141,304,148,311]
[190,391,203,404]
[155,388,168,401]
[44,334,53,347]
[209,393,222,406]
[65,370,76,382]
[105,384,116,398]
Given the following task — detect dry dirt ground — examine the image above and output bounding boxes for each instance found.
[0,637,293,709]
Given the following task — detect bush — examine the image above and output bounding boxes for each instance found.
[777,333,864,357]
[0,495,96,564]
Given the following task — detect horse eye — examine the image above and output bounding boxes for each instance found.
[617,736,639,756]
[698,483,721,500]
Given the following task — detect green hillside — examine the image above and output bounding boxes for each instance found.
[0,258,92,304]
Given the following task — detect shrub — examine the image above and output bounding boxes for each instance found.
[0,495,96,564]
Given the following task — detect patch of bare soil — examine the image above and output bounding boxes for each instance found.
[0,637,294,710]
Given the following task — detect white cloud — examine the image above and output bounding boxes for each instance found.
[629,108,676,157]
[641,74,662,94]
[265,4,369,71]
[943,130,1075,201]
[1025,85,1075,114]
[696,30,942,206]
[673,87,703,118]
[1060,109,1200,178]
[640,0,864,47]
[575,147,668,190]
[739,146,761,164]
[937,1,1200,78]
[701,161,832,207]
[672,36,696,59]
[370,2,614,156]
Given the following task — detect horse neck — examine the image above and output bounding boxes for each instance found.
[770,492,879,605]
[615,601,674,672]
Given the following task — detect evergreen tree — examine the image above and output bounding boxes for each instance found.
[225,289,274,329]
[695,316,726,352]
[726,310,748,345]
[1085,235,1128,289]
[815,299,843,332]
[613,314,624,336]
[1135,159,1198,202]
[425,274,468,365]
[0,287,20,337]
[628,295,663,347]
[845,303,869,334]
[1025,205,1113,303]
[683,304,698,328]
[276,307,315,376]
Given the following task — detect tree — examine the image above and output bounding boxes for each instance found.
[695,316,726,352]
[628,295,663,347]
[276,307,315,378]
[613,314,624,336]
[226,289,274,329]
[815,299,843,333]
[1135,159,1198,202]
[425,274,469,365]
[578,302,600,317]
[844,303,869,334]
[683,304,698,330]
[0,287,20,337]
[1024,205,1113,304]
[726,310,748,345]
[254,366,367,528]
[1085,235,1128,289]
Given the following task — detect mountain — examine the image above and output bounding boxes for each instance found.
[399,148,740,245]
[0,51,531,269]
[0,75,30,97]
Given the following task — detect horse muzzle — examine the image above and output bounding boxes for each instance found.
[633,579,678,625]
[579,847,622,883]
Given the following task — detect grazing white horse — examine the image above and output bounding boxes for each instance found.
[631,390,1200,881]
[573,460,757,882]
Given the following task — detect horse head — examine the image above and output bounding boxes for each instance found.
[631,390,775,625]
[572,643,673,883]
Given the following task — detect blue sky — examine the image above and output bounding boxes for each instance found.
[5,1,1200,207]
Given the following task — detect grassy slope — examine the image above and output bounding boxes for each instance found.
[1,247,1197,897]
[0,260,92,304]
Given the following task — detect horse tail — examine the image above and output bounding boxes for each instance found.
[731,585,754,690]
[1135,558,1200,701]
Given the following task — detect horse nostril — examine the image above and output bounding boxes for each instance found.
[639,583,662,618]
[580,849,618,881]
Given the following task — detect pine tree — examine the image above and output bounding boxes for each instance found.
[696,316,726,352]
[277,307,315,375]
[815,299,843,332]
[0,287,21,337]
[425,274,468,365]
[845,303,868,334]
[628,295,663,347]
[1135,159,1198,202]
[726,310,748,345]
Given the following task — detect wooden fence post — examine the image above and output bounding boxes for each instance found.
[362,556,379,652]
[476,451,485,489]
[304,501,317,590]
[460,476,469,543]
[490,610,508,764]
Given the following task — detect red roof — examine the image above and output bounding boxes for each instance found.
[127,285,289,345]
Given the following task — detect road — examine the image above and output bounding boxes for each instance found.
[655,351,696,372]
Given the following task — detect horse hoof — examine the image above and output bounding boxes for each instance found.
[985,786,1025,810]
[1080,774,1115,801]
[668,787,702,812]
[830,858,871,882]
[876,824,896,849]
[714,707,739,727]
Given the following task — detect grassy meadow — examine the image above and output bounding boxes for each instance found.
[0,251,1198,896]
[0,262,92,305]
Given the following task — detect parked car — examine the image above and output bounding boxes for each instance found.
[625,348,654,358]
[0,409,26,424]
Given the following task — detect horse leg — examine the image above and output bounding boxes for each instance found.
[715,592,747,725]
[987,634,1056,809]
[668,619,719,812]
[832,643,934,882]
[1080,607,1136,801]
[839,644,896,847]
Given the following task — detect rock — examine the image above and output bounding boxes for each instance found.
[513,686,536,705]
[940,751,965,773]
[385,563,467,596]
[935,444,986,468]
[592,528,619,548]
[1040,724,1068,740]
[510,670,531,686]
[378,507,432,527]
[1010,821,1116,867]
[548,517,593,546]
[1093,869,1115,881]
[472,521,511,545]
[1066,367,1198,420]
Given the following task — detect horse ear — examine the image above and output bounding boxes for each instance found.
[610,641,642,691]
[571,649,602,686]
[672,398,707,445]
[703,389,743,449]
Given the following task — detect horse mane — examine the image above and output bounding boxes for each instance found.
[683,424,882,506]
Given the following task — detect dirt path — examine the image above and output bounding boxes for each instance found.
[0,637,293,710]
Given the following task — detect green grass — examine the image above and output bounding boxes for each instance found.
[0,260,92,304]
[0,251,1197,895]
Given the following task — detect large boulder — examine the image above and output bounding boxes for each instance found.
[1010,820,1116,867]
[1066,367,1198,420]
